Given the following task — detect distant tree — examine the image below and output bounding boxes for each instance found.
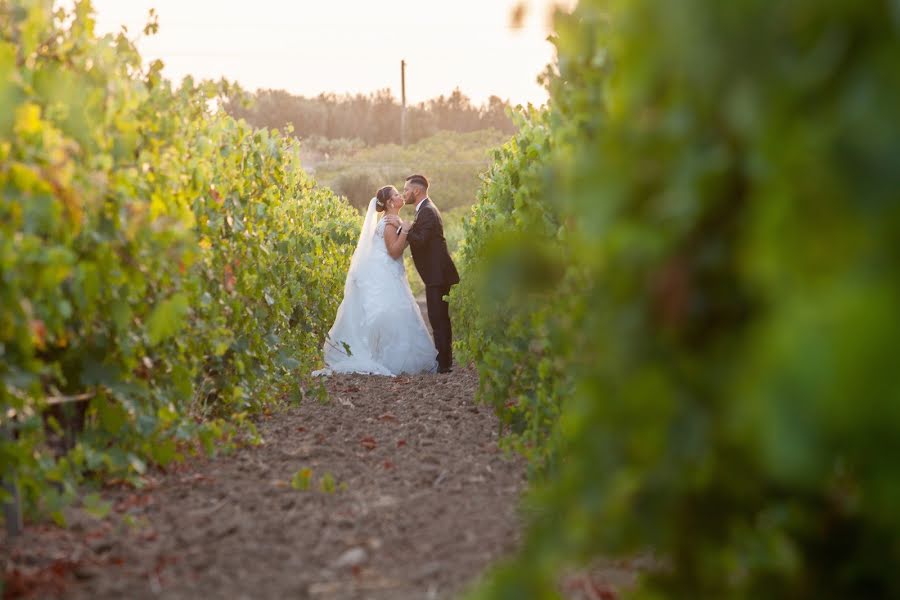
[481,95,515,132]
[425,88,482,133]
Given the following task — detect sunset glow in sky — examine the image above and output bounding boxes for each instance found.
[81,0,577,106]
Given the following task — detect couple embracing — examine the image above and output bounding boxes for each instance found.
[316,175,459,377]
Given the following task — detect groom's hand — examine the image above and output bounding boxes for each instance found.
[384,215,402,228]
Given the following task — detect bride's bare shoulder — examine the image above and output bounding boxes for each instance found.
[378,217,399,234]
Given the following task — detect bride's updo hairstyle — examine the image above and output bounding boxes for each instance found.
[375,185,395,213]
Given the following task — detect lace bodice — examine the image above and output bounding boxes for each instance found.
[372,218,401,266]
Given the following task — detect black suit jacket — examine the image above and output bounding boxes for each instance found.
[407,199,460,288]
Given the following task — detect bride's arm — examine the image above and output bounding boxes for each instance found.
[384,223,409,259]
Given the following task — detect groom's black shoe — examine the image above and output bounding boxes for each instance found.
[437,365,453,374]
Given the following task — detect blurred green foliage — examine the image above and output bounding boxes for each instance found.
[456,0,900,597]
[0,0,358,521]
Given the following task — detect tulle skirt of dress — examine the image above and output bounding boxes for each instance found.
[315,254,437,377]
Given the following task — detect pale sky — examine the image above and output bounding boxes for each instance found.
[79,0,576,106]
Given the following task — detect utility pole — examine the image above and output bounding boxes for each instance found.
[400,59,407,146]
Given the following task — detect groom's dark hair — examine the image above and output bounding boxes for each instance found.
[406,174,429,191]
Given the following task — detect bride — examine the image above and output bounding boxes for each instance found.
[314,185,437,376]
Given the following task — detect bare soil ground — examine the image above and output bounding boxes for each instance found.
[2,299,645,599]
[1,366,527,600]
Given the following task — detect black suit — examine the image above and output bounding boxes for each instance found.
[406,198,459,370]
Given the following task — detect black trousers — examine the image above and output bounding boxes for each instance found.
[425,284,453,369]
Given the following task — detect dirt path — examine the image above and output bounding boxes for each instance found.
[1,365,526,599]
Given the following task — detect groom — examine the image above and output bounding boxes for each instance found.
[386,175,460,373]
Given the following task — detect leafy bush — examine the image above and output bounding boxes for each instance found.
[328,168,402,212]
[0,1,358,522]
[456,0,900,597]
[451,108,572,467]
[313,129,510,211]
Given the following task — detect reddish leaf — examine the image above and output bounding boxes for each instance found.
[223,264,236,292]
[3,568,31,597]
[396,439,407,448]
[84,523,112,541]
[3,559,76,598]
[114,493,154,513]
[141,530,159,542]
[49,560,71,578]
[30,319,47,349]
[360,436,377,450]
[650,255,690,329]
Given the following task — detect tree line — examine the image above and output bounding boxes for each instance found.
[224,87,518,145]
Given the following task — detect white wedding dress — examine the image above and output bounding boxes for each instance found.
[314,198,437,376]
